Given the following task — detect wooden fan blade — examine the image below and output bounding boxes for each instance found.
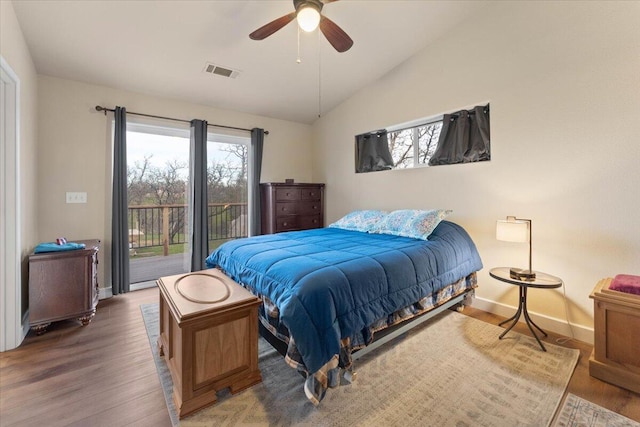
[319,15,353,52]
[249,12,296,40]
[321,0,340,3]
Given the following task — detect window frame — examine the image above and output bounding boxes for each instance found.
[387,115,444,170]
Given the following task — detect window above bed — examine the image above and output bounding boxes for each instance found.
[388,118,443,169]
[355,103,490,173]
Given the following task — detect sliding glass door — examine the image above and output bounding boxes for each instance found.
[126,123,191,286]
[125,121,250,286]
[207,134,249,253]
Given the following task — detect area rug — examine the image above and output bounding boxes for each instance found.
[553,393,639,427]
[141,304,579,427]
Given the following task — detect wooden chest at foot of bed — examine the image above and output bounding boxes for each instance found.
[157,269,262,418]
[589,278,640,393]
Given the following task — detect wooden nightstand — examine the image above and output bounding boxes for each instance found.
[28,239,100,334]
[589,278,640,393]
[157,269,262,418]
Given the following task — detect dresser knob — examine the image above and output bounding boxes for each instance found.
[283,222,288,226]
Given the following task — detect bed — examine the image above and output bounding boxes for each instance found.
[205,216,483,404]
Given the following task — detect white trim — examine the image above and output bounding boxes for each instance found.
[0,56,24,352]
[126,118,248,146]
[99,287,113,300]
[471,296,594,345]
[129,280,157,292]
[126,120,190,138]
[98,281,155,300]
[386,114,444,133]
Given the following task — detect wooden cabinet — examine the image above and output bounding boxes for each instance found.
[589,278,640,393]
[260,182,325,234]
[28,239,100,334]
[157,269,262,418]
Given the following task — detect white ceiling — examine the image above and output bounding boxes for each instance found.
[12,0,489,124]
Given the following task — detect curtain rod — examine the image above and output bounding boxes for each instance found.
[95,106,269,135]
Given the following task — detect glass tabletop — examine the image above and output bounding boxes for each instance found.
[489,267,563,289]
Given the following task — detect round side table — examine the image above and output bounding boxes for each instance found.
[489,267,563,351]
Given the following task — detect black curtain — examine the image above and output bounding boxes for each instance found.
[249,128,264,236]
[111,106,130,295]
[189,119,209,271]
[428,104,490,166]
[355,131,394,173]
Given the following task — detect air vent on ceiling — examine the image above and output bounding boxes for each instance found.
[203,62,240,79]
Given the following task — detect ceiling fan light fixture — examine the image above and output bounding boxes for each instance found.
[297,4,321,32]
[250,0,353,53]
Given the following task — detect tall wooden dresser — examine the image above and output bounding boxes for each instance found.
[260,182,325,234]
[28,239,100,334]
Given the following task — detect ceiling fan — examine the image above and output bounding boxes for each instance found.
[249,0,354,53]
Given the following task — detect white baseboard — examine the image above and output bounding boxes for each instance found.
[99,280,156,300]
[130,280,157,291]
[99,287,112,300]
[22,310,30,340]
[471,296,594,345]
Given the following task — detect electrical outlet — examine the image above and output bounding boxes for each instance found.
[66,192,87,204]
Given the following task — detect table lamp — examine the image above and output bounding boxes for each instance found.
[496,216,535,280]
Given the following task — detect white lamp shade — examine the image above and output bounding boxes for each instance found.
[496,219,529,243]
[297,6,321,32]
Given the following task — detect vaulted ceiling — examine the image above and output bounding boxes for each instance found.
[12,0,489,124]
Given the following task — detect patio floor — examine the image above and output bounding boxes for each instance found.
[129,253,189,284]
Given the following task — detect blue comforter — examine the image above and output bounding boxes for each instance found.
[205,221,482,374]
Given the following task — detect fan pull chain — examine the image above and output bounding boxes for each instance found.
[318,31,322,118]
[296,26,302,64]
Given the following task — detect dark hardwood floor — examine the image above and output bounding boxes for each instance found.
[0,287,171,427]
[1,287,638,426]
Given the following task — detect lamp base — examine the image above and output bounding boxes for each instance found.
[510,268,536,280]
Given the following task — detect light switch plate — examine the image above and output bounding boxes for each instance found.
[66,192,87,203]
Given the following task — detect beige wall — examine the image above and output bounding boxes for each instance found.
[37,75,312,291]
[0,0,39,319]
[311,1,640,341]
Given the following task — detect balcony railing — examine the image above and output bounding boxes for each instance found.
[128,203,247,256]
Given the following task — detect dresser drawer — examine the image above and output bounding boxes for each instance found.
[276,202,298,215]
[299,215,322,229]
[275,188,300,201]
[298,201,322,216]
[275,217,299,232]
[300,187,322,200]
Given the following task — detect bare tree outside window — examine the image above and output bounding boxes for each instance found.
[388,121,443,168]
[126,130,250,260]
[127,155,153,205]
[418,122,442,165]
[388,129,414,168]
[217,143,248,205]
